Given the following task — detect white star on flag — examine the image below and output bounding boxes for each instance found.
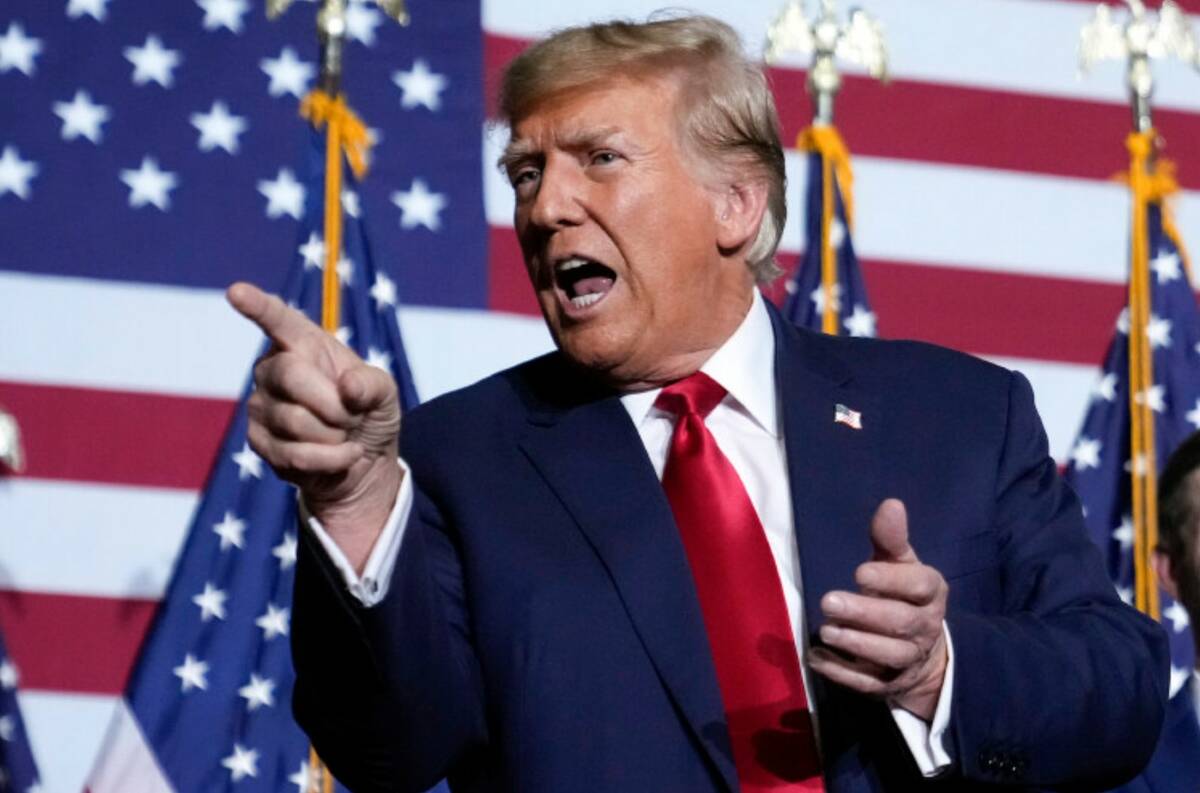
[53,90,111,144]
[1151,250,1182,284]
[120,157,178,211]
[289,761,319,793]
[272,533,298,570]
[221,744,259,781]
[1070,437,1101,471]
[0,660,17,690]
[298,232,325,269]
[258,167,306,220]
[392,178,447,231]
[232,442,263,480]
[1187,398,1200,430]
[1111,516,1133,551]
[124,35,182,88]
[197,0,250,33]
[1146,314,1173,349]
[346,0,383,45]
[173,653,209,692]
[342,189,361,218]
[256,604,290,640]
[1116,307,1130,334]
[0,146,38,201]
[843,304,876,338]
[393,59,448,111]
[1116,585,1133,605]
[191,100,248,154]
[828,218,846,250]
[1125,453,1149,476]
[1170,665,1192,698]
[1135,384,1166,413]
[1164,600,1190,633]
[0,715,14,742]
[238,673,276,710]
[67,0,111,21]
[335,326,353,346]
[192,582,228,621]
[371,272,397,310]
[810,282,843,315]
[261,47,315,98]
[1092,372,1118,402]
[212,511,246,550]
[0,22,42,76]
[366,347,392,371]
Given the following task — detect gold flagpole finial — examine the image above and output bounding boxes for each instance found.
[764,0,888,126]
[1079,0,1200,133]
[267,0,410,94]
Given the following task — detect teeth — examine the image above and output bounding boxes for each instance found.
[557,257,589,272]
[570,293,603,308]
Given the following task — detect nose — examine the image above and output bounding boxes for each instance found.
[526,155,587,231]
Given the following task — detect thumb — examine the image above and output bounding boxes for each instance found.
[338,364,397,415]
[870,498,916,563]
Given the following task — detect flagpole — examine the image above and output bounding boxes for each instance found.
[266,0,409,786]
[1079,0,1200,621]
[765,0,885,335]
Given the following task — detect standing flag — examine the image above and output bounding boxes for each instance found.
[764,0,885,336]
[1066,0,1200,699]
[0,628,40,793]
[84,48,425,793]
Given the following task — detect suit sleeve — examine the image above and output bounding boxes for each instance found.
[291,483,488,793]
[945,370,1170,788]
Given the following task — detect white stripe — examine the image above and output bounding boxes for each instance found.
[483,131,1200,285]
[84,697,175,793]
[17,691,130,793]
[0,272,553,403]
[483,0,1200,112]
[0,479,195,599]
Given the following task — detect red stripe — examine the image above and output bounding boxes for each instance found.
[1056,0,1200,11]
[483,32,1200,189]
[488,226,1125,366]
[0,589,155,694]
[0,381,235,489]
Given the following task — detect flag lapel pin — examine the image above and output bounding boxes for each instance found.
[834,403,862,430]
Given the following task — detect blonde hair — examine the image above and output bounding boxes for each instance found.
[499,14,786,282]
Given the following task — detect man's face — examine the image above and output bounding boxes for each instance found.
[505,74,755,389]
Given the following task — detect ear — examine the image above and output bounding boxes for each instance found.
[1152,548,1181,602]
[714,179,769,254]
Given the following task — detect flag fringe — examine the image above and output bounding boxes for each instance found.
[799,125,855,336]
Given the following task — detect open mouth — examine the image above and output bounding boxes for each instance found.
[554,256,617,310]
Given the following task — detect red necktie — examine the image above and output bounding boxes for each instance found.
[656,372,824,791]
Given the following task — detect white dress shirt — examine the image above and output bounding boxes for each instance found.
[306,290,954,776]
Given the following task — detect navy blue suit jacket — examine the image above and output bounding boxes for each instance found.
[1107,681,1200,793]
[292,306,1169,792]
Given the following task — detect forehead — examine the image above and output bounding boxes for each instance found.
[508,74,683,149]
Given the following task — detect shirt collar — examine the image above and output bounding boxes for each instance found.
[619,289,779,437]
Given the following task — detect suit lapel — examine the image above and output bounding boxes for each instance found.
[519,388,739,792]
[771,307,888,782]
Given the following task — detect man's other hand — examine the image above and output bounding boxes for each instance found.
[808,499,950,721]
[226,281,403,571]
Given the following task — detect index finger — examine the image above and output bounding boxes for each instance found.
[227,281,322,350]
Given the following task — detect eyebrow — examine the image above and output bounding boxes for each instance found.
[497,125,624,173]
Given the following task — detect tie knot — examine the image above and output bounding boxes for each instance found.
[654,371,727,419]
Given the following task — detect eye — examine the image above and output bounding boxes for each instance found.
[511,167,540,188]
[589,150,620,166]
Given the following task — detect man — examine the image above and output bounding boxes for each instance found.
[1109,432,1200,792]
[227,15,1167,792]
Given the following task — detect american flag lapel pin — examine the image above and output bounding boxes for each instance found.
[834,403,862,430]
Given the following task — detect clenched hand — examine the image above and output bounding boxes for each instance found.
[808,499,950,721]
[227,281,403,571]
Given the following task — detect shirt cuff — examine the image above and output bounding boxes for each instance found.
[889,621,955,777]
[299,458,415,607]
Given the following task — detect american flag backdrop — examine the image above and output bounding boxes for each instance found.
[2,1,1200,791]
